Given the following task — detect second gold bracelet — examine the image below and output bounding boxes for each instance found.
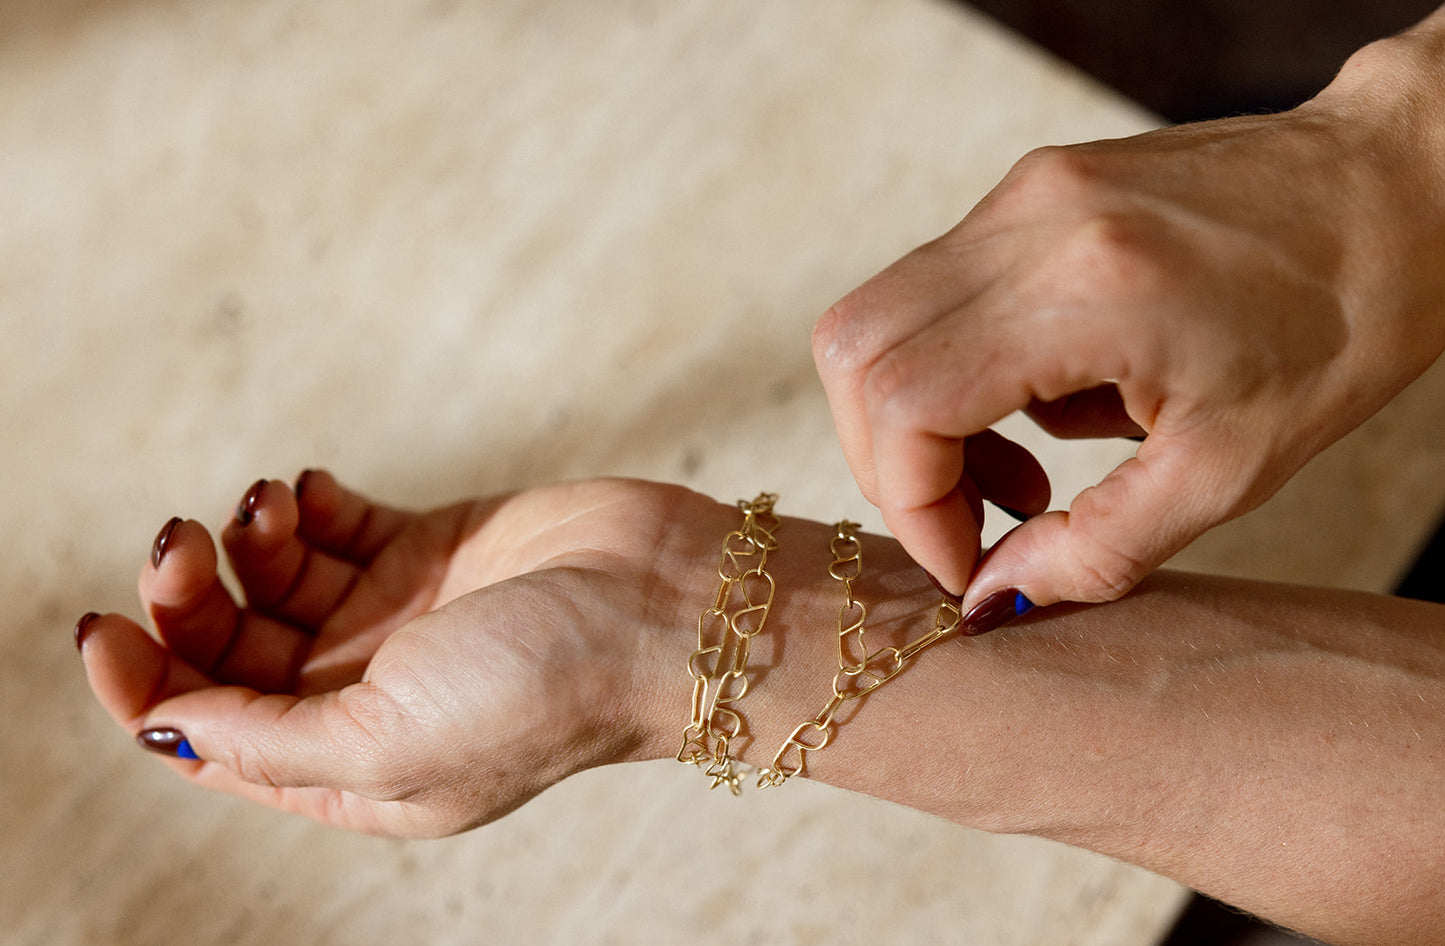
[757,521,962,788]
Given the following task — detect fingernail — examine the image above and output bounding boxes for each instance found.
[962,589,1035,636]
[923,570,962,603]
[151,517,183,569]
[74,612,101,651]
[236,479,266,526]
[136,727,200,760]
[294,469,315,501]
[991,503,1032,523]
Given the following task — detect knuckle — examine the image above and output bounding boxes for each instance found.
[861,346,906,406]
[1064,529,1153,603]
[231,742,284,788]
[812,294,878,376]
[1061,213,1168,300]
[335,687,414,800]
[996,145,1096,207]
[994,148,1171,300]
[860,346,925,429]
[229,729,300,790]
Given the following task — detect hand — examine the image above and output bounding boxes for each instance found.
[78,472,732,837]
[812,52,1445,611]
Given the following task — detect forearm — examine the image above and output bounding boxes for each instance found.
[635,506,1445,944]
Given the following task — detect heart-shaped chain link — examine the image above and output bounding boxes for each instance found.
[680,499,962,794]
[758,521,963,788]
[676,494,779,794]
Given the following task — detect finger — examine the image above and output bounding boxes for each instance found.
[78,611,214,728]
[142,516,312,693]
[861,277,1135,595]
[964,436,1235,611]
[1026,384,1147,439]
[138,681,419,803]
[813,234,1002,502]
[872,431,1045,589]
[864,381,1006,596]
[874,435,982,597]
[79,611,435,836]
[292,469,413,564]
[961,429,1051,517]
[129,679,440,836]
[222,478,369,631]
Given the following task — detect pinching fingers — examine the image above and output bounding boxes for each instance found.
[964,436,1237,614]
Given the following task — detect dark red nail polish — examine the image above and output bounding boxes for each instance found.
[294,469,315,500]
[962,589,1035,636]
[136,727,199,759]
[922,570,962,603]
[151,517,183,569]
[74,612,101,651]
[236,479,266,526]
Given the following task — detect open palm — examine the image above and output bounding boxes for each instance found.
[79,472,717,836]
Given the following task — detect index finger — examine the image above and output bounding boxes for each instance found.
[813,233,1001,502]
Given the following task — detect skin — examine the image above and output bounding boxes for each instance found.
[82,473,1445,944]
[812,11,1445,613]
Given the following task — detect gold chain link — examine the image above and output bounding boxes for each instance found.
[676,493,780,794]
[757,520,961,788]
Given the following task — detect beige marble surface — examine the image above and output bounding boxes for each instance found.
[6,0,1441,943]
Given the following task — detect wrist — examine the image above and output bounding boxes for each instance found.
[1294,24,1445,370]
[621,494,851,770]
[1320,10,1445,112]
[624,492,1014,818]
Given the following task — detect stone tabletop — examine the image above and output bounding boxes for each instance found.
[6,1,1441,943]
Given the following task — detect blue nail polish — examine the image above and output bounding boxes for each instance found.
[962,588,1035,636]
[137,727,200,760]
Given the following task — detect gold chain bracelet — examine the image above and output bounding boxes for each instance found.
[757,520,961,789]
[676,493,780,794]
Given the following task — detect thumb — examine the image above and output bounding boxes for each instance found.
[139,682,412,800]
[963,439,1235,615]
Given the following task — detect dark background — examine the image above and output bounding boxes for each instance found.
[965,0,1440,121]
[953,1,1443,943]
